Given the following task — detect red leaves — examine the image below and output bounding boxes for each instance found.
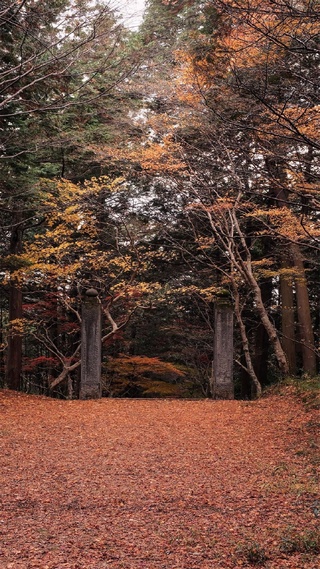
[23,356,58,372]
[0,390,319,568]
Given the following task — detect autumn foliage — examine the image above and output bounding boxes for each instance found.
[1,0,319,396]
[102,355,186,397]
[0,389,319,568]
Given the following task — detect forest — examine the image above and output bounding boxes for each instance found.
[1,0,320,400]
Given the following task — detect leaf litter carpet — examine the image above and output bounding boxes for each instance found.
[0,390,319,569]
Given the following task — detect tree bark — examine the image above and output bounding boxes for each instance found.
[206,204,289,376]
[232,279,261,398]
[266,156,316,375]
[291,243,317,375]
[5,210,24,390]
[230,208,289,375]
[253,280,272,386]
[6,282,23,390]
[280,255,297,375]
[249,275,289,375]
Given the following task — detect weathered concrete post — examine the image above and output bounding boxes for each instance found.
[211,297,234,399]
[80,288,101,399]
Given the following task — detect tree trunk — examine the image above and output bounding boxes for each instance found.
[249,274,289,375]
[291,243,317,375]
[266,156,316,375]
[6,282,23,390]
[0,303,5,383]
[233,281,261,398]
[253,279,272,386]
[207,203,289,377]
[280,256,297,375]
[5,210,24,390]
[230,208,289,376]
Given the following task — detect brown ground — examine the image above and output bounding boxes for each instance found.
[0,389,319,569]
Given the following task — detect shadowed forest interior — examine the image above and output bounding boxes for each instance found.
[1,0,320,399]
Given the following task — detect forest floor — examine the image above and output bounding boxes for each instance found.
[0,388,319,569]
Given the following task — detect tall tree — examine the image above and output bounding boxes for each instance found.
[123,0,320,389]
[0,0,142,390]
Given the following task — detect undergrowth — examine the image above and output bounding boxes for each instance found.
[279,528,320,555]
[236,541,268,565]
[267,375,320,410]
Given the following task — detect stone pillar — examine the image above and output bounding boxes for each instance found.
[80,288,101,399]
[211,299,234,399]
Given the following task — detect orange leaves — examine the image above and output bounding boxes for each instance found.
[269,104,320,141]
[174,50,214,106]
[0,390,319,568]
[107,354,185,379]
[6,317,25,335]
[251,258,276,278]
[188,197,236,214]
[249,206,320,241]
[135,137,186,174]
[107,135,186,175]
[222,0,320,69]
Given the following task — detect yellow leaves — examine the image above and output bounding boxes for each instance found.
[84,175,125,193]
[111,281,162,297]
[164,284,220,302]
[104,135,187,174]
[251,207,301,239]
[107,256,138,276]
[251,258,273,267]
[129,282,163,295]
[106,354,186,380]
[38,179,99,243]
[7,318,26,335]
[210,197,237,214]
[285,169,320,203]
[16,175,130,286]
[251,258,277,278]
[278,266,306,281]
[198,285,220,301]
[143,248,176,263]
[188,197,236,217]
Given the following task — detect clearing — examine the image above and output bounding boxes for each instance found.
[0,389,319,568]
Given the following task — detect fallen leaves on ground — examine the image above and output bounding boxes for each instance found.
[0,390,319,568]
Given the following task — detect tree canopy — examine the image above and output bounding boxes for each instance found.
[1,0,319,398]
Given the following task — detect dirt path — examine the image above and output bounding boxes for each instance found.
[0,390,319,568]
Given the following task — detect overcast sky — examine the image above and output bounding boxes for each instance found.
[114,0,146,29]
